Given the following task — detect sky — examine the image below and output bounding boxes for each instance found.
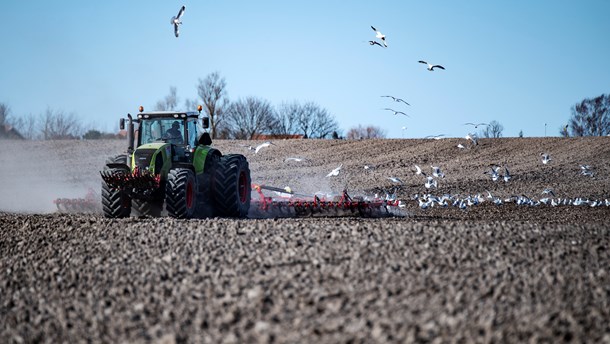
[1,1,609,139]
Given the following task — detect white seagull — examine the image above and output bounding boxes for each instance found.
[254,141,275,154]
[371,26,387,47]
[540,153,551,165]
[465,133,478,146]
[431,166,445,178]
[387,177,403,184]
[381,96,410,106]
[425,134,445,140]
[413,164,426,176]
[326,164,342,177]
[464,122,488,128]
[419,60,445,71]
[284,157,308,163]
[425,176,437,189]
[384,108,409,117]
[580,164,594,177]
[171,6,186,38]
[503,165,511,182]
[457,143,465,149]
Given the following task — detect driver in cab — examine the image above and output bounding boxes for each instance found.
[164,121,183,144]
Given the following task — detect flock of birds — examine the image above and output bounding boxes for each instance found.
[239,140,607,211]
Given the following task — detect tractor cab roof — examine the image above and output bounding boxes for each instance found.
[137,111,201,120]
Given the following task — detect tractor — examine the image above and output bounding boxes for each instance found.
[100,106,251,219]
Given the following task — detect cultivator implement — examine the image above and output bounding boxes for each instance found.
[100,167,161,196]
[249,184,407,218]
[54,188,100,213]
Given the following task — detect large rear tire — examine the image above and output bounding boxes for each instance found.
[166,168,197,219]
[101,155,131,218]
[214,154,251,218]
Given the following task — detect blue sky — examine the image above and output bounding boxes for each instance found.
[1,1,609,138]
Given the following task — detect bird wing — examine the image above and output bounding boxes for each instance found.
[397,98,410,105]
[418,60,428,64]
[177,6,185,19]
[432,65,445,70]
[371,26,377,32]
[174,24,179,37]
[397,111,409,117]
[464,123,475,126]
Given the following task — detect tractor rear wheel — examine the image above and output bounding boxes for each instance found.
[165,168,197,219]
[214,154,251,218]
[101,155,131,218]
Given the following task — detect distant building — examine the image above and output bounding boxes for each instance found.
[0,124,24,140]
[251,134,304,140]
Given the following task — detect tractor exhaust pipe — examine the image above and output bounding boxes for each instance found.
[127,113,134,154]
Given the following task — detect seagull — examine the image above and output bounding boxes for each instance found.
[580,164,594,177]
[254,141,275,154]
[457,143,465,149]
[381,96,410,106]
[424,134,445,140]
[387,177,403,184]
[367,40,384,48]
[326,164,342,177]
[413,164,426,176]
[465,133,478,146]
[540,153,551,165]
[384,108,409,117]
[425,176,437,189]
[401,126,408,131]
[542,188,556,197]
[484,165,501,181]
[371,26,387,47]
[284,157,308,163]
[418,60,445,71]
[171,6,186,38]
[464,122,488,128]
[503,165,512,182]
[431,166,445,178]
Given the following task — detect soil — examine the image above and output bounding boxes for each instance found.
[1,137,609,342]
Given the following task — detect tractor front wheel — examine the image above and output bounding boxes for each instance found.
[165,168,197,219]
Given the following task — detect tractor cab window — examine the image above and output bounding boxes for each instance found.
[187,119,199,147]
[139,118,186,145]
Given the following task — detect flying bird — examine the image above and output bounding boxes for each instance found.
[171,5,186,38]
[503,165,512,182]
[542,188,556,197]
[384,108,409,117]
[387,177,403,184]
[381,96,410,106]
[326,164,342,177]
[254,141,275,154]
[284,157,308,163]
[371,26,387,47]
[424,134,445,140]
[540,153,551,165]
[464,122,488,128]
[413,164,427,176]
[425,176,438,189]
[418,60,445,71]
[367,40,384,48]
[465,133,478,146]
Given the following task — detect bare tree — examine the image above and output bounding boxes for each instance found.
[274,101,303,135]
[0,103,9,126]
[39,108,82,140]
[296,101,339,138]
[480,120,504,138]
[567,93,610,136]
[154,86,179,111]
[346,125,387,139]
[197,72,230,139]
[225,97,277,139]
[11,114,38,140]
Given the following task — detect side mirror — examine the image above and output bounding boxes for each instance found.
[202,117,210,129]
[119,118,125,130]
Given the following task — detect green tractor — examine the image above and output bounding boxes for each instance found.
[100,106,251,219]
